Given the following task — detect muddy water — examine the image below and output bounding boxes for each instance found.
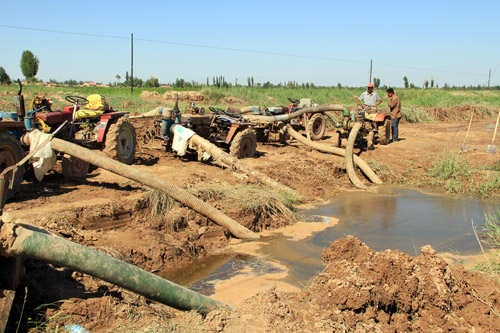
[306,188,497,255]
[161,188,499,303]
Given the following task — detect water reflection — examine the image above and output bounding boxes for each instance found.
[307,188,498,255]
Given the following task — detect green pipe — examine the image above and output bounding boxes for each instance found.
[1,222,231,315]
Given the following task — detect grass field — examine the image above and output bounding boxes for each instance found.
[1,84,499,122]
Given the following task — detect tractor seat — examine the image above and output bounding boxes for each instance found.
[74,109,105,120]
[35,108,105,124]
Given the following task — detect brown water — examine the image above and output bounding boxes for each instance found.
[161,188,499,295]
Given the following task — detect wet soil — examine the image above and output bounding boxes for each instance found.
[3,108,500,331]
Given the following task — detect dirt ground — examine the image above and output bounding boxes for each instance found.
[2,105,500,332]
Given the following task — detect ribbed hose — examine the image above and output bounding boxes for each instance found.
[345,122,368,189]
[243,105,344,123]
[0,222,231,314]
[281,124,382,185]
[36,133,259,240]
[183,128,301,199]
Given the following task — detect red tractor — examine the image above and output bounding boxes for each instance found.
[33,94,136,178]
[160,102,257,158]
[0,82,137,196]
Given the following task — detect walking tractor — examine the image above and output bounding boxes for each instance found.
[331,104,391,149]
[0,81,137,198]
[158,97,258,159]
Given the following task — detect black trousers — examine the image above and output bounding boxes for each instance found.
[392,118,400,141]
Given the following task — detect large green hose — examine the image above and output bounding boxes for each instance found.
[28,132,259,240]
[0,222,231,315]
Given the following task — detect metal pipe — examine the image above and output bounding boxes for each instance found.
[0,221,231,314]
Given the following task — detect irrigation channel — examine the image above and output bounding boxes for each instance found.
[160,188,499,300]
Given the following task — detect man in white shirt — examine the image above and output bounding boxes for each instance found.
[357,83,382,112]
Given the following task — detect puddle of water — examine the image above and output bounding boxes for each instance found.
[306,188,497,256]
[159,253,285,295]
[160,188,499,297]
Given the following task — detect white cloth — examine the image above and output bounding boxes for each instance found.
[171,125,195,156]
[28,130,56,181]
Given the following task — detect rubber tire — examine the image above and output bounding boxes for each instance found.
[230,129,257,158]
[104,118,137,165]
[62,156,89,181]
[307,114,326,140]
[332,130,342,148]
[367,131,375,150]
[378,118,391,145]
[0,133,24,199]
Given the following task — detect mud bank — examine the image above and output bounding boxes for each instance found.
[177,236,500,332]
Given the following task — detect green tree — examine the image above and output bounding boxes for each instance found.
[115,74,121,86]
[424,80,429,89]
[0,67,11,84]
[430,79,434,88]
[403,76,409,89]
[20,50,39,82]
[373,77,381,88]
[144,76,159,88]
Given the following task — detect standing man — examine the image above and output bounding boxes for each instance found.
[357,83,382,112]
[386,88,401,142]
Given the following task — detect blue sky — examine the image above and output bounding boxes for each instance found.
[1,0,498,87]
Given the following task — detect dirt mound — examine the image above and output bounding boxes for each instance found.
[426,104,494,121]
[139,90,161,99]
[162,91,205,101]
[192,236,500,332]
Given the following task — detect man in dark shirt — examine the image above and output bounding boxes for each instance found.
[386,88,401,142]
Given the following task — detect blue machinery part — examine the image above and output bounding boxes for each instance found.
[160,107,181,139]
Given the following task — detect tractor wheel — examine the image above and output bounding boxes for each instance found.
[367,131,375,150]
[230,129,257,158]
[307,114,326,140]
[279,131,292,145]
[332,130,342,148]
[62,156,89,181]
[378,118,391,145]
[104,118,136,165]
[0,133,24,199]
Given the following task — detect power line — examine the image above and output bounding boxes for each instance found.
[374,62,486,77]
[135,37,367,64]
[0,24,127,40]
[0,24,494,78]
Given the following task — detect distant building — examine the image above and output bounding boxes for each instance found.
[82,82,96,87]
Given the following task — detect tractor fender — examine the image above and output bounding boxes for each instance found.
[374,113,389,122]
[97,112,130,142]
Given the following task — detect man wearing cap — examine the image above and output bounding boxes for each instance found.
[357,83,382,113]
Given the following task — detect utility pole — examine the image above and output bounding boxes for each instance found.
[488,68,491,88]
[369,59,373,83]
[131,33,134,96]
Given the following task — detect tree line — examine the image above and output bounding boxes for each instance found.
[0,50,498,90]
